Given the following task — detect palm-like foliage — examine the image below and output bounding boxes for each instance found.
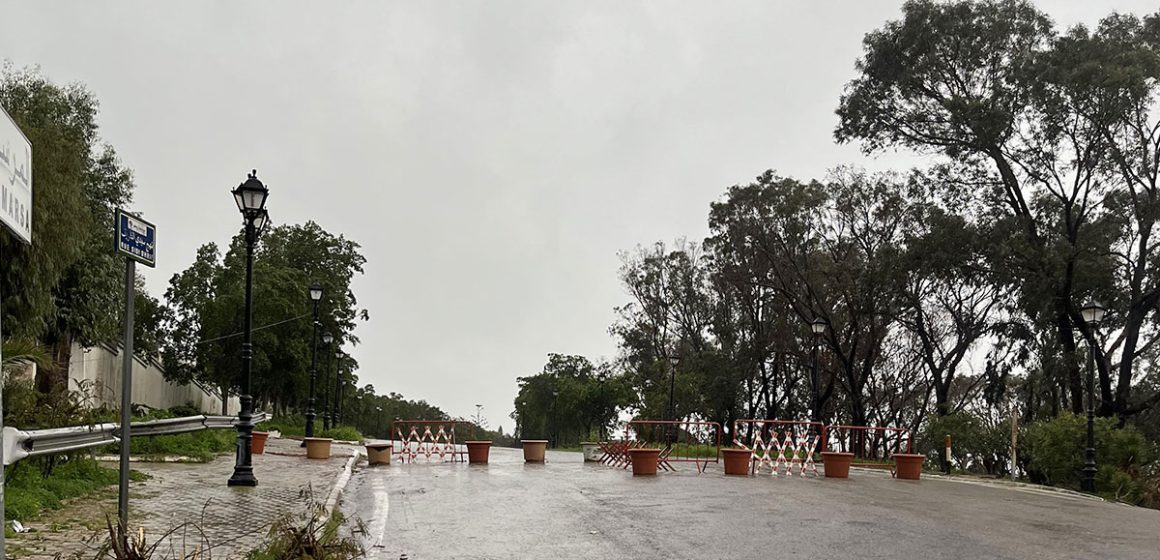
[2,338,52,376]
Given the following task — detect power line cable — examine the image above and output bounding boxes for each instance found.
[194,312,311,346]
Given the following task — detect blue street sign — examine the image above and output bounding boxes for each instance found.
[115,209,157,267]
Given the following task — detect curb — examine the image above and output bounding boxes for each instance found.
[934,474,1106,502]
[322,449,362,523]
[93,454,207,463]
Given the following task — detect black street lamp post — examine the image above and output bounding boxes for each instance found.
[305,283,323,439]
[666,355,679,446]
[228,170,270,488]
[376,406,383,438]
[1080,301,1105,493]
[810,317,826,425]
[333,350,344,426]
[598,372,608,441]
[321,332,333,431]
[551,388,559,448]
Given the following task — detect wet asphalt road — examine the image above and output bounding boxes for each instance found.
[343,446,1159,560]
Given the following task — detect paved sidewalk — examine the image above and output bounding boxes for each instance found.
[11,436,359,560]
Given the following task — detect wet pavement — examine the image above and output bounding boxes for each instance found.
[344,446,1160,560]
[11,436,358,560]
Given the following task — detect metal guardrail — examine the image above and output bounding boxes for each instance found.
[1,412,268,466]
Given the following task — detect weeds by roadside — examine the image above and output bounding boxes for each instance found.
[54,489,366,560]
[246,487,365,560]
[83,517,211,560]
[5,457,147,525]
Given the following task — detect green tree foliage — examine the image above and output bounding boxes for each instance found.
[535,1,1160,505]
[338,384,451,440]
[511,354,634,447]
[0,66,143,390]
[161,221,367,414]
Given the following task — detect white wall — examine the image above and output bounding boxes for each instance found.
[68,343,240,415]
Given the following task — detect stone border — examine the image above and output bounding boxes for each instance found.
[322,449,362,523]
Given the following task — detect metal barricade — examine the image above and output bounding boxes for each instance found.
[822,424,912,469]
[733,420,824,476]
[391,420,473,463]
[623,420,721,473]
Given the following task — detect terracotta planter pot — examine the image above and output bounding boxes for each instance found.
[522,440,548,463]
[629,448,662,476]
[893,453,925,480]
[466,441,492,464]
[580,442,602,462]
[251,431,269,455]
[821,452,855,478]
[365,443,392,465]
[722,448,752,475]
[304,437,333,460]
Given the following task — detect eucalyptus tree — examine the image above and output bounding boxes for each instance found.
[707,169,914,427]
[611,240,716,422]
[895,177,1008,417]
[836,0,1160,418]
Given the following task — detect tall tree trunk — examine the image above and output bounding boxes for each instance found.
[1055,305,1083,414]
[39,335,73,396]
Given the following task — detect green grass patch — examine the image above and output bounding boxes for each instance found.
[257,417,307,437]
[101,429,237,462]
[131,429,236,461]
[257,418,363,442]
[319,426,363,442]
[663,442,721,459]
[848,456,897,466]
[5,457,146,522]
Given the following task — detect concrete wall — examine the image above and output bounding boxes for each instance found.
[67,343,240,415]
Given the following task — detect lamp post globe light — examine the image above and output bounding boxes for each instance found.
[304,283,323,439]
[321,332,334,431]
[228,170,270,488]
[1080,301,1105,493]
[809,317,826,425]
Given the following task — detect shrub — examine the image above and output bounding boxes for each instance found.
[1140,462,1160,509]
[1023,413,1156,502]
[246,488,364,560]
[167,403,203,418]
[923,412,1011,475]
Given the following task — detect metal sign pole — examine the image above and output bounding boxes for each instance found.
[118,258,135,528]
[112,208,153,529]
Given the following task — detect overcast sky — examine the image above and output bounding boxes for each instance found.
[2,1,1154,428]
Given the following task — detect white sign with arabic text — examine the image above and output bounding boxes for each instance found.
[0,104,32,244]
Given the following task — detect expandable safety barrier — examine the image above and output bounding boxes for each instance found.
[391,420,474,463]
[598,420,721,473]
[598,438,650,469]
[733,420,824,476]
[596,419,913,476]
